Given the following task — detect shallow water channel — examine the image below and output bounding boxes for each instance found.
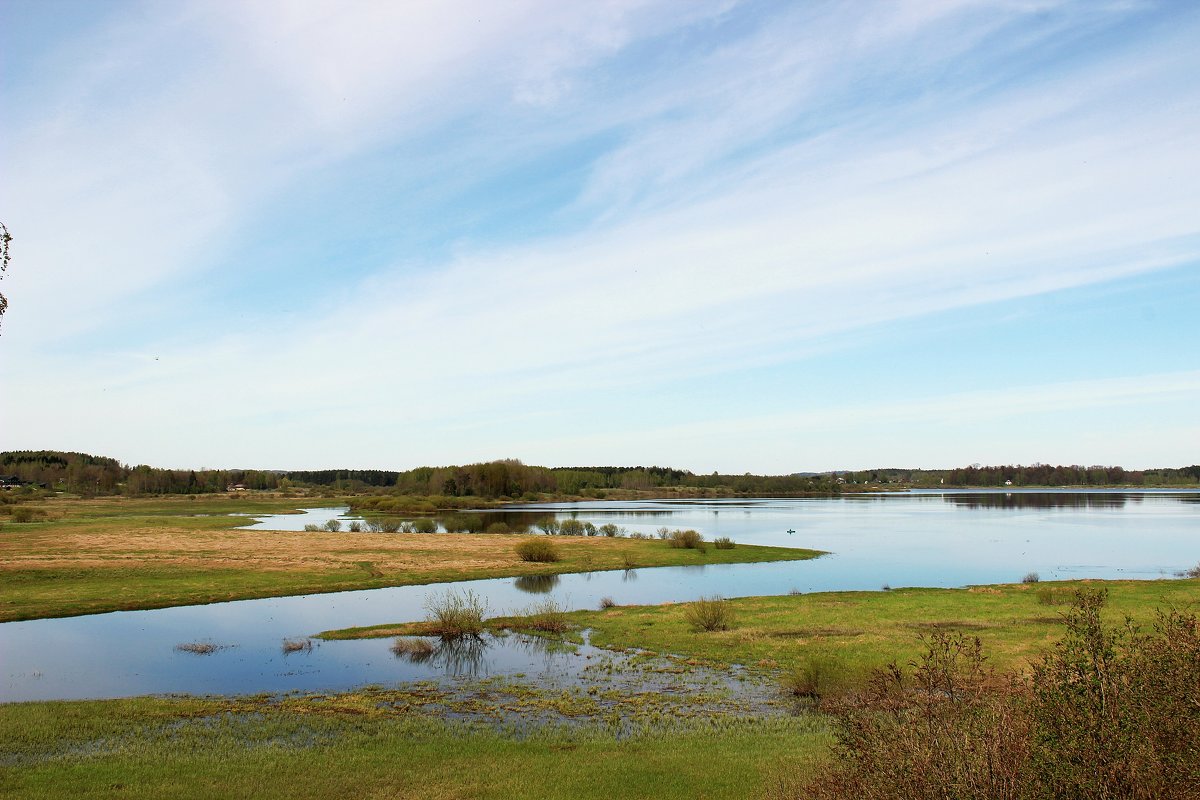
[2,491,1197,703]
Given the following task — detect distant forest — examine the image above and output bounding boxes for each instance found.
[1,450,1197,498]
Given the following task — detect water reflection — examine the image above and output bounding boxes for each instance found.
[388,633,576,680]
[943,493,1140,510]
[513,574,561,594]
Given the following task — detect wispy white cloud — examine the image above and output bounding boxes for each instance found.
[1,0,1197,469]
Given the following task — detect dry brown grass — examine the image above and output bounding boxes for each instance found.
[1,495,818,622]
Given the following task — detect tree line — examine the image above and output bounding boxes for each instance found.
[3,450,1196,498]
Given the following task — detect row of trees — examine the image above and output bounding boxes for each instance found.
[4,451,1197,498]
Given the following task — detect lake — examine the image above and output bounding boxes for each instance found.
[2,490,1197,702]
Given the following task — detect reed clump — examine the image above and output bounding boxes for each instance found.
[521,599,569,633]
[423,589,488,638]
[684,596,734,632]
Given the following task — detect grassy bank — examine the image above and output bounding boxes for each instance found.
[4,578,1196,798]
[0,495,822,622]
[0,692,829,800]
[324,578,1200,677]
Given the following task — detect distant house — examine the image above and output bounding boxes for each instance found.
[0,475,23,490]
[226,483,247,492]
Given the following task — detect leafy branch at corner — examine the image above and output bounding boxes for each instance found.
[0,221,11,332]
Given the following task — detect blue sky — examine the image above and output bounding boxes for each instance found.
[1,0,1197,472]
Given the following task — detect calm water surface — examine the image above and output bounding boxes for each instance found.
[3,491,1197,702]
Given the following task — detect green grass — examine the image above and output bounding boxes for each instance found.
[569,579,1200,677]
[0,694,830,800]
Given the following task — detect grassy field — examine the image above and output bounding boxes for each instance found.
[0,494,822,622]
[325,578,1200,681]
[0,692,830,800]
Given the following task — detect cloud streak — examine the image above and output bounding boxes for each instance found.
[1,0,1197,470]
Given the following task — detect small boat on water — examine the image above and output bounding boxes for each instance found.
[786,528,796,534]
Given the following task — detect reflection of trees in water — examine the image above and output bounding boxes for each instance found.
[393,636,490,677]
[391,633,574,679]
[944,493,1137,510]
[514,574,561,594]
[622,569,638,582]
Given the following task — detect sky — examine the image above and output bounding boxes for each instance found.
[1,0,1197,474]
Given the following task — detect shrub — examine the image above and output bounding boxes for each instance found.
[486,521,510,533]
[621,551,638,569]
[348,521,363,533]
[521,598,569,633]
[516,537,561,563]
[423,589,488,638]
[583,521,598,537]
[380,520,401,533]
[684,596,733,632]
[559,519,586,536]
[281,638,313,654]
[412,518,438,534]
[303,523,320,532]
[599,596,617,609]
[778,589,1200,800]
[324,519,342,532]
[656,527,671,540]
[713,536,735,549]
[599,523,620,537]
[1179,562,1200,578]
[10,507,48,523]
[1022,571,1040,583]
[628,530,650,540]
[668,529,704,549]
[1027,590,1200,799]
[782,656,851,701]
[441,513,484,533]
[536,519,560,535]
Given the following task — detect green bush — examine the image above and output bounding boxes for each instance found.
[684,596,733,632]
[486,521,510,533]
[713,536,735,549]
[412,518,438,534]
[558,519,586,536]
[515,537,561,563]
